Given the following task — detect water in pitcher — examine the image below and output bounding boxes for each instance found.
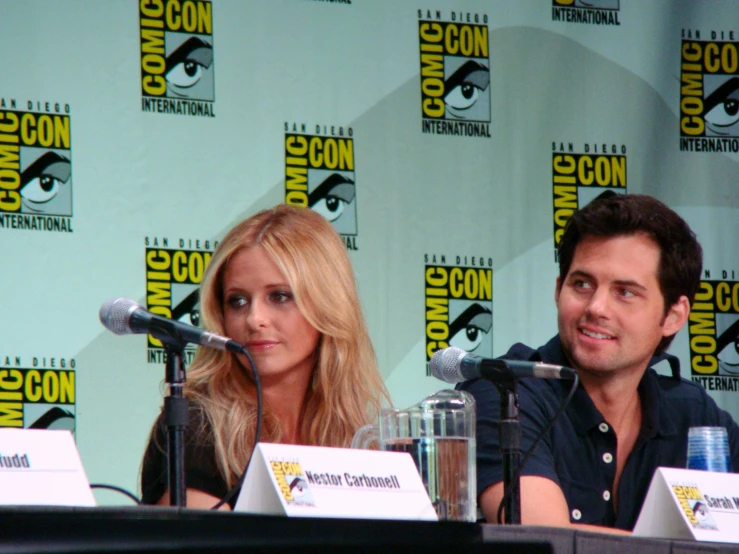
[385,436,476,522]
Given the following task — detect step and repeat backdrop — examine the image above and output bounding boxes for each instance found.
[1,0,738,503]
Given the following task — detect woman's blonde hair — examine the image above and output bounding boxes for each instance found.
[184,204,389,487]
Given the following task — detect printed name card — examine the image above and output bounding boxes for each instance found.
[0,429,95,506]
[633,467,739,543]
[234,443,437,521]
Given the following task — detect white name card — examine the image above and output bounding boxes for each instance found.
[634,467,739,543]
[234,443,437,521]
[0,429,95,506]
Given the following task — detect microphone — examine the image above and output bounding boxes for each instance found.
[99,297,243,353]
[429,346,577,384]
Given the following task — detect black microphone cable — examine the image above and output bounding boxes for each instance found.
[495,370,580,524]
[210,344,263,510]
[90,483,141,505]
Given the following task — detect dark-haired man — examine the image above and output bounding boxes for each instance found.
[458,194,739,531]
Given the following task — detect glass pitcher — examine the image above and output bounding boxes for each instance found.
[352,389,476,522]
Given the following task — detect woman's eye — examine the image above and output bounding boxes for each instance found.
[228,296,247,308]
[271,291,292,303]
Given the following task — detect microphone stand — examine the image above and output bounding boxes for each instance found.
[497,382,521,524]
[163,342,188,507]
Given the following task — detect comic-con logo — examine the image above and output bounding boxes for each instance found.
[689,278,739,393]
[145,238,215,364]
[671,484,718,530]
[680,31,739,152]
[140,0,215,117]
[284,123,358,251]
[425,255,493,374]
[552,0,620,26]
[269,459,315,507]
[0,101,73,233]
[0,357,76,432]
[552,143,627,260]
[418,10,491,138]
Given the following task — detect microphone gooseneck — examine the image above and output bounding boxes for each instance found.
[99,297,243,353]
[429,346,577,384]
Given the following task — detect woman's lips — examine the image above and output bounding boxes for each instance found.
[245,341,278,352]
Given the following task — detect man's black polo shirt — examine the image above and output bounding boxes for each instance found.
[457,335,739,530]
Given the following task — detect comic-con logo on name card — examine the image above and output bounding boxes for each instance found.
[671,483,719,530]
[140,0,215,117]
[552,142,627,261]
[418,10,491,138]
[680,30,739,153]
[0,100,73,233]
[0,356,76,433]
[284,123,358,251]
[424,255,493,375]
[145,238,216,364]
[552,0,620,26]
[269,459,315,507]
[689,277,739,393]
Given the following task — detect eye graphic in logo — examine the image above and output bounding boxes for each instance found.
[29,407,75,432]
[703,77,739,137]
[717,318,739,375]
[289,477,308,497]
[449,303,492,353]
[444,59,490,121]
[172,287,200,328]
[308,173,355,224]
[692,501,709,521]
[20,151,72,215]
[165,36,214,100]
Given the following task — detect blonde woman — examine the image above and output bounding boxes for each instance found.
[141,204,389,509]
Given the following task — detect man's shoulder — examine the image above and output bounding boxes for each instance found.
[649,369,728,419]
[501,335,564,363]
[651,370,713,400]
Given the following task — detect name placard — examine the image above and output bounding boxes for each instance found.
[633,467,739,543]
[0,429,95,506]
[234,443,437,521]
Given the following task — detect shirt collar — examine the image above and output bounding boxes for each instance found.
[536,335,679,438]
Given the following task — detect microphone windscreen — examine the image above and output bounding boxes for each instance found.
[429,346,466,384]
[99,297,139,335]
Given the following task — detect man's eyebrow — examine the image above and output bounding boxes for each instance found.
[567,270,647,291]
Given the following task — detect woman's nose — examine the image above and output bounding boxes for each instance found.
[245,299,269,329]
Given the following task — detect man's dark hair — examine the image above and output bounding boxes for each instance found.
[557,193,703,354]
